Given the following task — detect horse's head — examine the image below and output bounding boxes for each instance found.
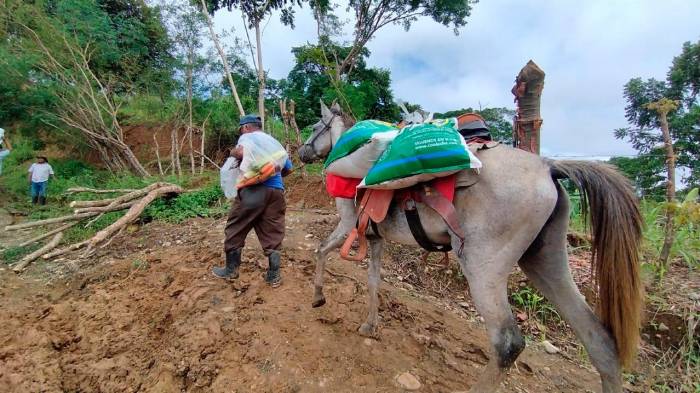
[298,100,350,163]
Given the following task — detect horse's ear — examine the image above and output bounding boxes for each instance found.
[331,100,342,113]
[320,99,331,119]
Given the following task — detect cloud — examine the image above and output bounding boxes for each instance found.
[211,1,700,157]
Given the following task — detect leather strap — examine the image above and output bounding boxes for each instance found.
[405,203,452,252]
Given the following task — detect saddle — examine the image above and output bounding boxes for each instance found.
[339,175,465,262]
[338,141,499,262]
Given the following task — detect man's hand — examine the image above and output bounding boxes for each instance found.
[230,146,243,160]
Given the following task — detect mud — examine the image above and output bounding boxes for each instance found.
[0,210,602,392]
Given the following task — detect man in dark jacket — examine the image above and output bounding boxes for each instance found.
[213,114,292,287]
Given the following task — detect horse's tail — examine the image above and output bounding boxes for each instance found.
[548,160,643,368]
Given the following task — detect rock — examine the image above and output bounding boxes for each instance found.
[689,292,700,301]
[542,340,560,354]
[395,372,421,391]
[657,322,670,332]
[458,302,470,309]
[363,338,373,346]
[305,234,314,239]
[411,333,431,346]
[163,241,172,247]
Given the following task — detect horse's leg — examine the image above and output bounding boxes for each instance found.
[312,198,356,308]
[455,245,525,393]
[358,234,384,337]
[518,185,622,393]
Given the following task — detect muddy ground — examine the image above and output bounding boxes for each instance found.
[0,203,604,392]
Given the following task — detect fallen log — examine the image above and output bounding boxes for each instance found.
[42,240,89,260]
[70,199,114,208]
[4,212,98,231]
[102,182,174,209]
[65,187,137,194]
[73,201,134,215]
[13,232,64,272]
[17,222,78,247]
[87,185,183,249]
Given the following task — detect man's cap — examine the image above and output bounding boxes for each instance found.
[239,114,262,126]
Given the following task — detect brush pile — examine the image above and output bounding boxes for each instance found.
[5,182,183,272]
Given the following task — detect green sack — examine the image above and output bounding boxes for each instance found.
[363,118,480,186]
[324,120,397,167]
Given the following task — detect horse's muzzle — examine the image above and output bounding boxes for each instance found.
[298,144,317,163]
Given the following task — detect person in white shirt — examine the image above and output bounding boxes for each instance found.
[28,156,54,205]
[0,127,11,175]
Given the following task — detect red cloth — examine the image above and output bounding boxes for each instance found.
[428,174,456,202]
[325,173,361,199]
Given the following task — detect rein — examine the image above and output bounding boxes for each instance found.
[303,113,338,159]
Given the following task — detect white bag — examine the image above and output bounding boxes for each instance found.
[220,157,240,200]
[237,131,288,181]
[325,131,397,179]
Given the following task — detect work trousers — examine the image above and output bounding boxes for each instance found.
[224,184,286,254]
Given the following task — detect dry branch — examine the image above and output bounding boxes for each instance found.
[17,222,77,248]
[87,185,183,249]
[65,187,137,194]
[70,199,114,208]
[43,240,89,260]
[74,201,135,215]
[4,212,98,231]
[13,233,64,272]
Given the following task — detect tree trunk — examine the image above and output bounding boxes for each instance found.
[659,109,676,266]
[186,48,196,175]
[13,232,63,272]
[255,20,266,130]
[512,60,545,154]
[200,0,245,117]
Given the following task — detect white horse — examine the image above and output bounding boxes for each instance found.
[298,101,643,393]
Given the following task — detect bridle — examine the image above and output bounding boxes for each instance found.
[303,112,338,160]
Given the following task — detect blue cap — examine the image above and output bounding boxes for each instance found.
[239,114,262,126]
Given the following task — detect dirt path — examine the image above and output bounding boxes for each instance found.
[0,211,601,392]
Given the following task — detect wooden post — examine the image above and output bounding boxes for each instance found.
[512,60,545,154]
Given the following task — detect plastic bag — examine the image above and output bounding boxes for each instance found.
[236,131,288,188]
[361,118,482,189]
[325,130,397,179]
[220,157,240,200]
[324,120,398,167]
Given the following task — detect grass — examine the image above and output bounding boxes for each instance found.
[0,140,228,263]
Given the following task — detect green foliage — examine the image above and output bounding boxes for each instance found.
[281,40,401,128]
[510,286,561,326]
[1,244,41,264]
[144,183,225,223]
[609,154,666,200]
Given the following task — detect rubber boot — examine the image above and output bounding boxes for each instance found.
[212,249,241,279]
[265,251,282,288]
[32,196,38,205]
[39,196,47,205]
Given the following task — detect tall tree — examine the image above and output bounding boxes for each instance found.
[205,0,306,130]
[646,98,680,267]
[280,41,401,127]
[616,40,700,191]
[312,0,474,84]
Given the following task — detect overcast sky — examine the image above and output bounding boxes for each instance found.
[212,1,700,158]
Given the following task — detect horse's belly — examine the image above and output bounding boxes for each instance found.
[377,204,451,246]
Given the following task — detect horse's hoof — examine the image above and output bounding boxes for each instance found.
[358,322,377,337]
[311,295,326,308]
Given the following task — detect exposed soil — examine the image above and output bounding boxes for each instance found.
[0,208,602,392]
